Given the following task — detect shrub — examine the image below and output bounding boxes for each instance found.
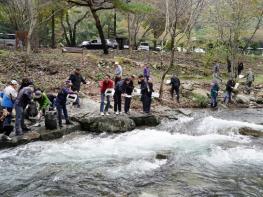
[192,93,209,108]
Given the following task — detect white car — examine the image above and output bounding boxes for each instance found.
[138,42,150,51]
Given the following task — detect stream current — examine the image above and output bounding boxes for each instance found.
[0,109,263,197]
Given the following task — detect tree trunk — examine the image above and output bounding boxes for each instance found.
[91,9,108,54]
[159,35,176,100]
[51,9,55,48]
[128,13,132,55]
[113,9,117,38]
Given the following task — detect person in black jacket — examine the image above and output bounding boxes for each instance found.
[237,62,244,76]
[114,79,125,115]
[68,68,86,107]
[223,79,236,104]
[123,78,134,114]
[170,74,180,103]
[138,75,153,114]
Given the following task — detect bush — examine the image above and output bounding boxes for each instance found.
[192,93,209,108]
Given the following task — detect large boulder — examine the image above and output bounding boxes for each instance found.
[236,94,251,104]
[80,116,136,133]
[129,115,161,127]
[239,127,263,137]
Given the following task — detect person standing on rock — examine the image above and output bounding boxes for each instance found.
[143,64,150,81]
[210,80,219,108]
[170,74,180,103]
[138,75,153,114]
[223,79,235,105]
[55,80,74,128]
[100,75,114,116]
[123,78,134,114]
[114,62,122,84]
[15,85,34,136]
[68,67,87,108]
[245,68,254,94]
[114,78,125,115]
[1,80,18,129]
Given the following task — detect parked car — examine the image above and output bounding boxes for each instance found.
[138,42,150,51]
[82,39,118,49]
[123,45,129,49]
[80,41,90,48]
[0,33,16,47]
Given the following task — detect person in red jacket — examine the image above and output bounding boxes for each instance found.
[100,75,114,116]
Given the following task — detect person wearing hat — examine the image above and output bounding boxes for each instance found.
[55,80,74,128]
[1,80,18,129]
[15,84,34,135]
[68,67,87,107]
[34,90,51,115]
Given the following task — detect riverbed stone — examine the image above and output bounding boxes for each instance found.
[80,116,136,133]
[129,115,161,127]
[239,127,263,137]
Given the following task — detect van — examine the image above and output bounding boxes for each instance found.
[0,33,16,48]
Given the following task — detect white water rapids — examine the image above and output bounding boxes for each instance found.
[0,110,263,196]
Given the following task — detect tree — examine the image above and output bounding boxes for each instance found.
[209,0,263,78]
[159,0,205,99]
[66,0,117,54]
[61,7,89,47]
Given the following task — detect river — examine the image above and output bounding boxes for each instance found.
[0,109,263,197]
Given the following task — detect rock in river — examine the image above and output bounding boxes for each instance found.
[80,116,136,133]
[239,127,263,137]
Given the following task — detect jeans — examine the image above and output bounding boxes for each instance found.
[124,97,132,113]
[100,94,110,113]
[114,92,122,112]
[224,91,232,104]
[171,86,180,102]
[211,95,217,108]
[56,103,68,126]
[15,105,26,135]
[141,95,151,113]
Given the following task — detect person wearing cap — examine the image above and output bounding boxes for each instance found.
[34,90,51,115]
[55,80,74,127]
[15,84,34,135]
[68,67,87,107]
[100,75,114,116]
[114,62,123,77]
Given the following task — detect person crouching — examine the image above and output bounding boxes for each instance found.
[55,80,73,128]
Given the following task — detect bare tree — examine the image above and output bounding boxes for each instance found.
[159,0,205,99]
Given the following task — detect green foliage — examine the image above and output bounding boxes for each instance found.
[114,0,153,14]
[95,72,104,81]
[192,93,209,108]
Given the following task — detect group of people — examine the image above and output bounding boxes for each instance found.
[99,62,154,116]
[0,67,87,141]
[210,61,255,108]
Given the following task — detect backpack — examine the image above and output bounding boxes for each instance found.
[45,111,57,130]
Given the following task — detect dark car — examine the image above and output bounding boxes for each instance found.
[81,39,118,49]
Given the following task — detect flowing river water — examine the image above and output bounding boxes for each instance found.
[0,109,263,197]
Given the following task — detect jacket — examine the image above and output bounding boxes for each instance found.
[139,80,153,97]
[69,73,86,92]
[15,87,33,108]
[143,67,150,78]
[171,76,180,87]
[211,83,219,97]
[123,81,134,95]
[34,93,51,110]
[115,65,123,76]
[100,80,114,94]
[1,85,17,108]
[55,87,73,105]
[246,71,254,82]
[115,80,125,94]
[226,80,235,92]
